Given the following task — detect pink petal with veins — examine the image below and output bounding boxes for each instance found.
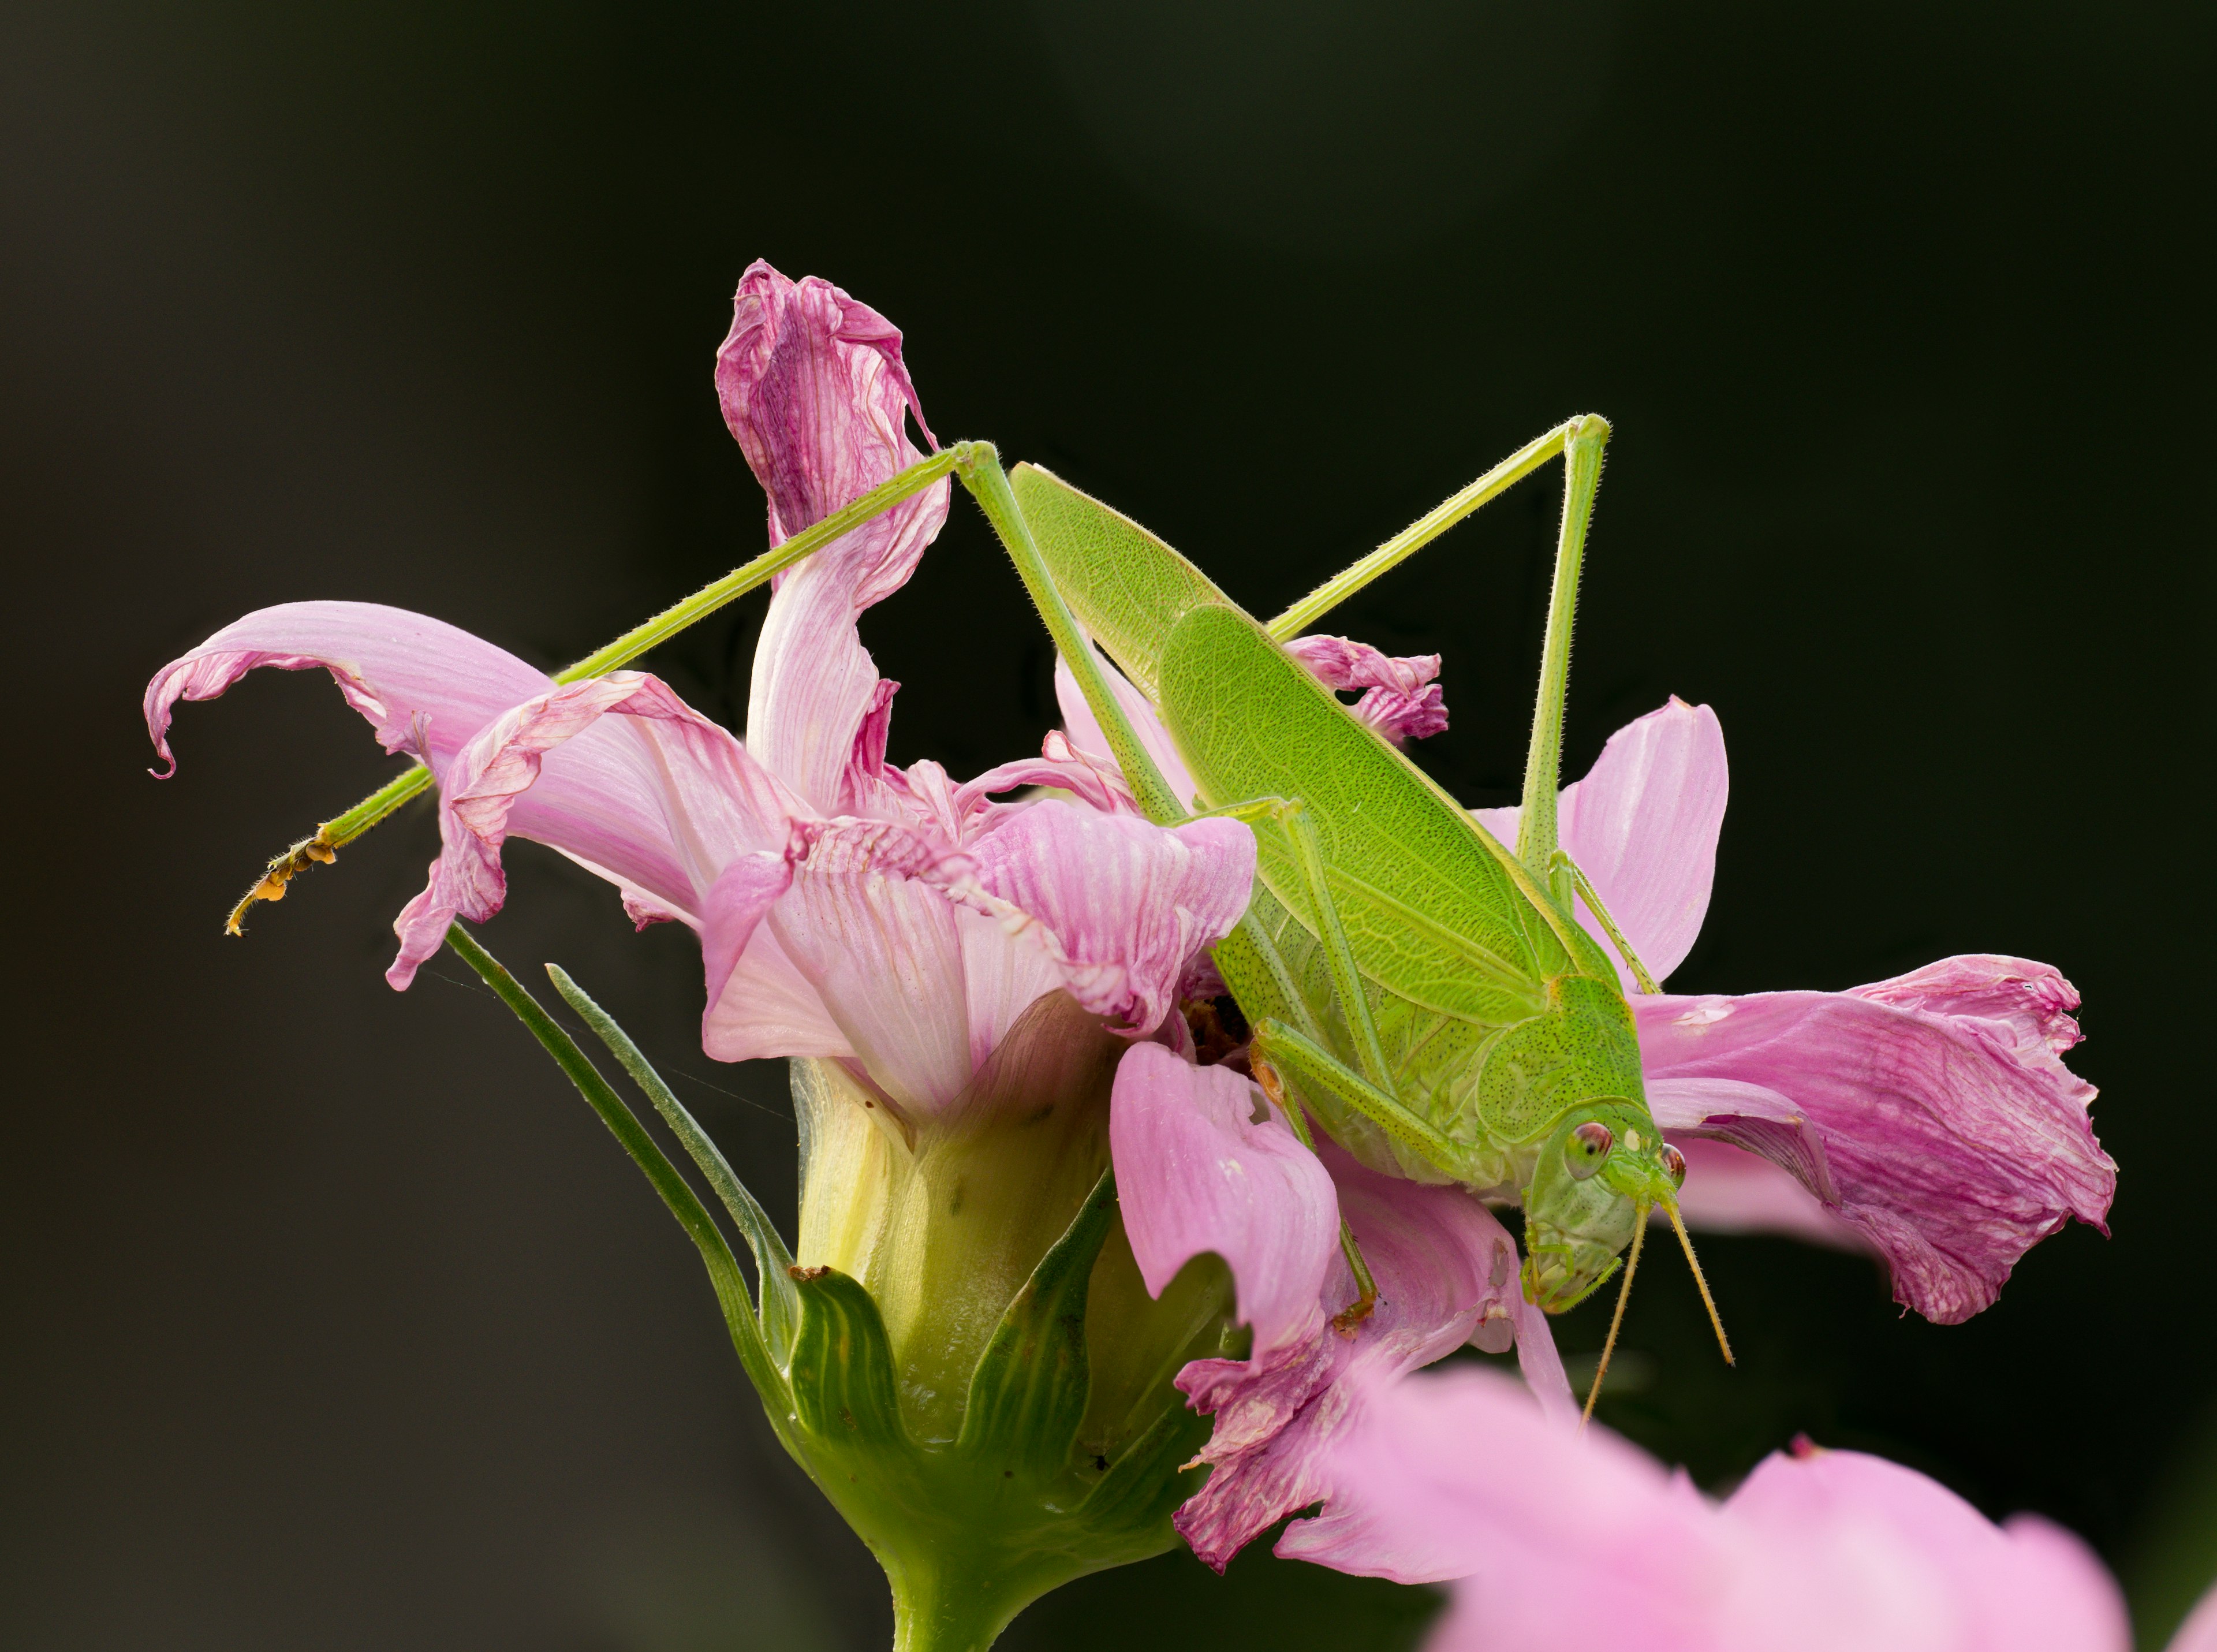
[1639,957,2112,1323]
[718,261,950,816]
[1175,1143,1568,1572]
[960,800,1255,1038]
[1476,696,1726,992]
[1110,1042,1341,1361]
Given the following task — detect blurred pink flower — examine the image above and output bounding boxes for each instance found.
[145,262,1254,1130]
[1297,1363,2147,1652]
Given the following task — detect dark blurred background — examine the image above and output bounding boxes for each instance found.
[3,2,2211,1647]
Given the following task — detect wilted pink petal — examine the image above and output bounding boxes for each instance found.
[1307,1366,2129,1652]
[953,730,1139,822]
[145,605,778,983]
[767,819,981,1114]
[1055,655,1200,811]
[1176,1143,1567,1572]
[959,801,1255,1038]
[706,803,1248,1116]
[718,262,950,816]
[1664,1137,1868,1251]
[1638,956,2113,1323]
[386,670,803,989]
[1110,1042,1341,1360]
[1475,697,1725,992]
[144,601,551,779]
[1282,634,1449,744]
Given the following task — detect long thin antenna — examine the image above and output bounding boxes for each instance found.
[1663,1199,1734,1366]
[1582,1207,1646,1426]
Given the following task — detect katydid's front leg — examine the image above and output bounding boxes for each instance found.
[957,448,1405,1327]
[1554,851,1662,994]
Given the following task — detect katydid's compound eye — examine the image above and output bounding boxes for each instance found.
[1659,1143,1688,1187]
[1567,1120,1613,1179]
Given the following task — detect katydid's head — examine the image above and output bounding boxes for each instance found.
[1520,1103,1683,1314]
[1521,1106,1735,1419]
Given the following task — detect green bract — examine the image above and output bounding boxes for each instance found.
[444,929,1227,1652]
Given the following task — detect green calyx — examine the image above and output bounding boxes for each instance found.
[445,927,1226,1652]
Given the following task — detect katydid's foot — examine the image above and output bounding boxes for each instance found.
[1331,1288,1377,1338]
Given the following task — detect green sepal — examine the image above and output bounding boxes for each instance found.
[440,926,789,1413]
[956,1169,1118,1478]
[1071,1389,1212,1539]
[787,1263,911,1451]
[546,963,801,1362]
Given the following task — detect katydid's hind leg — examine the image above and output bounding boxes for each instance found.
[1248,1055,1380,1335]
[1265,422,1580,640]
[1516,417,1611,895]
[1249,1019,1458,1171]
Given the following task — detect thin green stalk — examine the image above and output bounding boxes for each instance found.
[442,923,787,1408]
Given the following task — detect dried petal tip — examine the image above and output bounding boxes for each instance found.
[1284,635,1449,744]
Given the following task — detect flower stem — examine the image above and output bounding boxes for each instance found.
[887,1558,1043,1652]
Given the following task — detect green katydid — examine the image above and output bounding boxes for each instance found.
[252,420,1726,1412]
[958,422,1734,1410]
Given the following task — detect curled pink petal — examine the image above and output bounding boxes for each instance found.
[958,800,1256,1038]
[1475,698,1726,991]
[144,600,550,778]
[1055,655,1200,811]
[1110,1042,1341,1359]
[953,730,1140,823]
[1638,956,2113,1323]
[719,262,950,815]
[1283,633,1448,744]
[1176,1143,1565,1572]
[386,671,801,990]
[148,603,783,971]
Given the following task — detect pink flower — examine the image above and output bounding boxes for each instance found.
[1476,698,2114,1324]
[1298,1363,2153,1652]
[144,263,1256,1131]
